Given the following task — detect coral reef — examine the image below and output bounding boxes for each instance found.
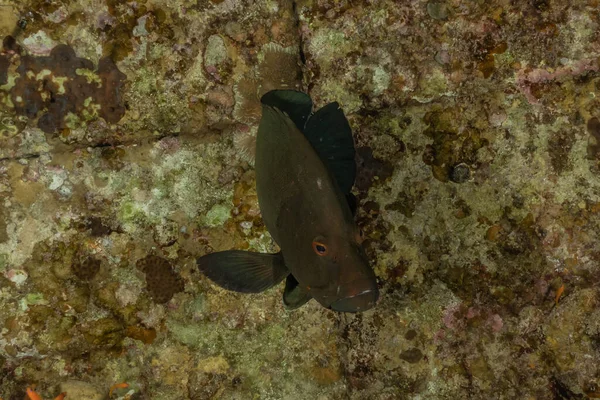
[1,0,599,399]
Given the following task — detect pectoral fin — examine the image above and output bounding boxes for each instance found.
[283,274,312,310]
[197,251,288,293]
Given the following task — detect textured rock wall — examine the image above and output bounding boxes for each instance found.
[1,0,599,399]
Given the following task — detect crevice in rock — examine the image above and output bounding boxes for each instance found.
[292,1,307,66]
[0,131,189,163]
[0,153,40,162]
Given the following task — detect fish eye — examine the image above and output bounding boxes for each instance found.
[312,240,328,256]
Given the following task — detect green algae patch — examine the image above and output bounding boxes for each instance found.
[415,67,450,103]
[318,80,363,114]
[167,320,223,350]
[308,28,357,69]
[201,203,232,227]
[118,200,148,226]
[18,292,49,311]
[204,35,229,67]
[0,253,8,272]
[81,317,125,349]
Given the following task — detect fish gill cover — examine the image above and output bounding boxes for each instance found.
[0,35,126,135]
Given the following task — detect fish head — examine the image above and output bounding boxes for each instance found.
[280,201,379,313]
[305,229,379,313]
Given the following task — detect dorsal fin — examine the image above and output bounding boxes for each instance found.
[260,90,357,194]
[260,90,312,131]
[303,102,356,194]
[346,193,358,216]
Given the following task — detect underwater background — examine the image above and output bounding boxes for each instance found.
[1,0,600,398]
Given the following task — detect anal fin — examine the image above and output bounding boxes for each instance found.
[197,251,288,293]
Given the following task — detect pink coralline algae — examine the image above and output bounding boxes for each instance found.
[515,58,599,104]
[487,314,504,333]
[442,303,504,334]
[442,303,465,331]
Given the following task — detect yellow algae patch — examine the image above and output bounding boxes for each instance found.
[198,356,230,374]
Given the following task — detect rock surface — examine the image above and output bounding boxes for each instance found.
[1,0,599,399]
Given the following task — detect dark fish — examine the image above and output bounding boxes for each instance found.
[197,90,378,312]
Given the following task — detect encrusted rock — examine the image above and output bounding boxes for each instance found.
[137,255,184,304]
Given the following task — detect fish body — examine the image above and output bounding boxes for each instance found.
[198,90,378,312]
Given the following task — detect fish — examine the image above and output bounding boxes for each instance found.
[25,387,66,400]
[197,90,379,312]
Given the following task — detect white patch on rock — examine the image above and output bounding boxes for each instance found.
[49,174,65,190]
[204,35,228,67]
[116,283,142,307]
[6,269,28,286]
[22,30,58,56]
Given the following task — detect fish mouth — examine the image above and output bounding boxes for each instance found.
[329,288,379,313]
